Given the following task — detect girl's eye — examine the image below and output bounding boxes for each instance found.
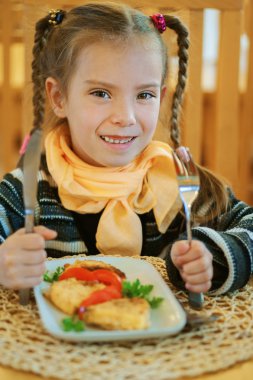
[137,92,156,100]
[90,90,110,99]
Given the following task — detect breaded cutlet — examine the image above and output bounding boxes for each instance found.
[44,277,105,315]
[82,297,150,330]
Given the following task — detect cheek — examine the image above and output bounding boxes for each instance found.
[142,106,159,131]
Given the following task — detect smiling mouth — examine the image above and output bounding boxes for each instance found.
[100,136,136,144]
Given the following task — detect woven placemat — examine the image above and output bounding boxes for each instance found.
[0,255,253,380]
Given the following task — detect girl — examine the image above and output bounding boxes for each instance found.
[0,2,252,296]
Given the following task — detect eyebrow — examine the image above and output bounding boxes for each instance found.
[84,80,161,89]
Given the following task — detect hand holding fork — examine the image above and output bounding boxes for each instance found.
[172,147,206,310]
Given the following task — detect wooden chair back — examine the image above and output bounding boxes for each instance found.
[0,0,24,174]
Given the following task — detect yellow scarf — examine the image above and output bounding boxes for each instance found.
[45,125,181,256]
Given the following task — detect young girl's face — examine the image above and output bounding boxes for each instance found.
[48,39,165,167]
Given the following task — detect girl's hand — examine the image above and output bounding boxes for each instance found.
[171,240,213,293]
[0,226,57,289]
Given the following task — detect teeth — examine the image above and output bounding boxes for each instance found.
[101,136,134,144]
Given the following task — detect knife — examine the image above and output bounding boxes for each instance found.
[19,128,43,305]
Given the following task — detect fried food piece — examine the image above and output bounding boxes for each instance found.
[45,278,105,315]
[82,297,150,330]
[64,259,126,279]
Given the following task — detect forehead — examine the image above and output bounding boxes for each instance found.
[73,37,164,83]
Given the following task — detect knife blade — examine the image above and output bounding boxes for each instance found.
[19,128,43,305]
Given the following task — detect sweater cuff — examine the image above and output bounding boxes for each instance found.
[192,227,251,295]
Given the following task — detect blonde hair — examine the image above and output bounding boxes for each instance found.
[31,1,229,222]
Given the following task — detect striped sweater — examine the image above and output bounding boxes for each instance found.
[0,155,252,295]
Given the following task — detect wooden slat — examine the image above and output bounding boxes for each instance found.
[214,10,241,194]
[0,1,24,174]
[1,1,14,171]
[183,10,204,162]
[24,0,244,11]
[240,0,253,205]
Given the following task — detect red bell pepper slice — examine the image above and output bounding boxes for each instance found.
[78,285,122,319]
[59,267,122,291]
[59,267,96,282]
[92,269,122,291]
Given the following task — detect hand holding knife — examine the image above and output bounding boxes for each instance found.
[19,128,43,305]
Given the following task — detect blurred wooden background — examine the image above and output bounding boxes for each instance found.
[0,0,253,205]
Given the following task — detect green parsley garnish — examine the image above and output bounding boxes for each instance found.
[43,266,65,283]
[61,315,86,332]
[122,279,164,308]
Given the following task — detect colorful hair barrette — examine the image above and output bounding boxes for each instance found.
[48,9,65,26]
[150,14,166,33]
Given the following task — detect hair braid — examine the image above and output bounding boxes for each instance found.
[31,16,52,133]
[164,15,189,148]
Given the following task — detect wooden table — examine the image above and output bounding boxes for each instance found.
[1,360,253,380]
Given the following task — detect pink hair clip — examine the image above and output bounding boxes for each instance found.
[150,14,166,33]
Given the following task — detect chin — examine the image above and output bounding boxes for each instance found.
[103,158,132,168]
[106,162,130,168]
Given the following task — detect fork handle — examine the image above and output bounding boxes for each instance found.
[186,216,204,310]
[186,216,192,244]
[188,291,204,310]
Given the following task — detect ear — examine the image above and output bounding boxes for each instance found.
[45,77,66,118]
[160,85,167,104]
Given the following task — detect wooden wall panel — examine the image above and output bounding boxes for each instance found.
[240,0,253,204]
[0,0,21,173]
[22,0,244,11]
[215,10,241,194]
[183,10,204,162]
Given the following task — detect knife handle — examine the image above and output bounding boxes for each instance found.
[19,289,30,305]
[19,210,35,305]
[25,210,35,233]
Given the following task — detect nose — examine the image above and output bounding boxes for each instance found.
[110,99,136,127]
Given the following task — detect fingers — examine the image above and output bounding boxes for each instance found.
[16,262,46,278]
[5,249,47,266]
[34,226,58,240]
[180,265,213,293]
[6,274,44,290]
[13,234,46,251]
[1,258,46,289]
[2,250,47,288]
[0,225,57,290]
[181,252,213,275]
[185,281,212,293]
[180,266,213,283]
[5,226,57,254]
[171,240,212,268]
[16,226,57,241]
[171,240,189,260]
[171,240,213,293]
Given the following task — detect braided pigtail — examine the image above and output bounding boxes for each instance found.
[31,17,50,133]
[164,15,189,148]
[31,10,66,134]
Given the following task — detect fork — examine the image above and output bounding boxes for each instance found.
[172,147,204,310]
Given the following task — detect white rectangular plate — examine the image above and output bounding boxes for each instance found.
[34,256,186,342]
